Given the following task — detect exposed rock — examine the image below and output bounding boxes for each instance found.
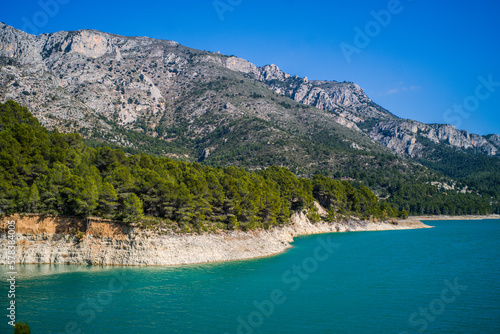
[0,23,44,68]
[0,213,430,266]
[487,134,500,149]
[224,56,260,77]
[200,147,211,160]
[369,120,498,157]
[253,63,395,123]
[228,59,500,158]
[259,64,291,81]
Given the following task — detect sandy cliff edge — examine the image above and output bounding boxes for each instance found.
[1,212,433,266]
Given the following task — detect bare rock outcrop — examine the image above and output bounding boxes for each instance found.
[0,213,430,266]
[369,120,499,157]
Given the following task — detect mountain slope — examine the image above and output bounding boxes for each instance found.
[0,23,409,169]
[0,23,498,214]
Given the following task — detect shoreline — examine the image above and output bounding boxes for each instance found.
[1,213,497,267]
[408,214,500,223]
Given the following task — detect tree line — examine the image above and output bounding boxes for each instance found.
[0,101,405,232]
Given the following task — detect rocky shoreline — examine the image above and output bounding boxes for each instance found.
[0,212,434,266]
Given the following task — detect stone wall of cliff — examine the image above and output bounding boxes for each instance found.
[0,213,430,266]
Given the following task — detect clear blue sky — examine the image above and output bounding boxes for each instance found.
[1,0,500,135]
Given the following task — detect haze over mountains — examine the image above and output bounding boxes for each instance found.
[0,22,499,214]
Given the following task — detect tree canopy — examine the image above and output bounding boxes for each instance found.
[0,101,494,233]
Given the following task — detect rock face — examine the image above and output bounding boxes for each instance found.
[0,24,185,132]
[0,23,375,161]
[368,120,499,157]
[224,56,260,77]
[256,64,394,124]
[0,213,430,266]
[487,134,500,149]
[251,64,499,157]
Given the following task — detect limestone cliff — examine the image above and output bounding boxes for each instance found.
[368,120,498,157]
[256,64,393,124]
[0,213,430,266]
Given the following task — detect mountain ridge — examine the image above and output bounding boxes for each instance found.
[1,21,498,158]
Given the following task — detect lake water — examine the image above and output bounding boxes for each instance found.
[1,220,499,333]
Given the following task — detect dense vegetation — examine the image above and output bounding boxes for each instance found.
[85,103,498,216]
[65,62,498,216]
[414,139,500,214]
[0,101,405,232]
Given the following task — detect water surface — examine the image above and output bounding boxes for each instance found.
[1,219,499,333]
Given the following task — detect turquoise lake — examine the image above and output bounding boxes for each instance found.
[1,219,499,333]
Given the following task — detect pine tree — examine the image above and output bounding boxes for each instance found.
[122,193,144,223]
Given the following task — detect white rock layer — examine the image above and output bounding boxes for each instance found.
[0,212,430,266]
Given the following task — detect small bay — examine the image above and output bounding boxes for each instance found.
[1,219,499,333]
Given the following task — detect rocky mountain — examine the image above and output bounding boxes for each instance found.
[0,22,499,214]
[0,23,401,169]
[1,22,498,160]
[368,120,499,157]
[249,63,500,158]
[257,64,396,124]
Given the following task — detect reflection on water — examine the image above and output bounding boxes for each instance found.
[10,264,96,277]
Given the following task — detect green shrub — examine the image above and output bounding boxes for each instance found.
[14,322,30,334]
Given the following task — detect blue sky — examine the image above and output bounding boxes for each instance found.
[1,0,500,135]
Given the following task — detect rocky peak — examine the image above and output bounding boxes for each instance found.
[259,64,291,81]
[249,63,394,122]
[223,56,260,77]
[314,81,370,107]
[0,23,44,68]
[487,134,500,149]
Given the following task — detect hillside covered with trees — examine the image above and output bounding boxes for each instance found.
[0,102,495,233]
[0,101,408,232]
